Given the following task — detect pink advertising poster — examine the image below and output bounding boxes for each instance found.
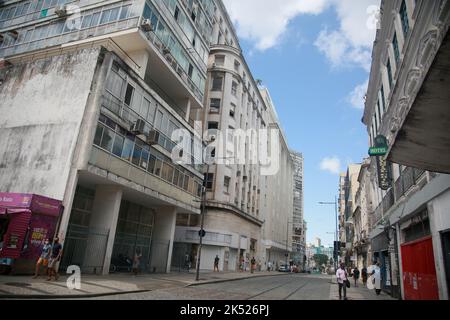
[21,214,57,260]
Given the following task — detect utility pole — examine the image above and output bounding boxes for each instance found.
[196,164,208,282]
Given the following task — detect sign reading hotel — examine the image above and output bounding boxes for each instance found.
[369,136,392,190]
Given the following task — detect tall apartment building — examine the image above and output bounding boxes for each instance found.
[338,173,346,248]
[260,87,294,269]
[360,0,449,299]
[0,0,215,274]
[290,151,305,268]
[171,1,267,272]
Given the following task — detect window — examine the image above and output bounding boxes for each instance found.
[112,134,124,157]
[211,75,223,91]
[188,64,193,78]
[381,85,386,112]
[124,84,134,106]
[100,127,114,152]
[231,81,238,96]
[400,0,409,37]
[205,173,214,190]
[387,59,393,89]
[224,176,231,193]
[230,103,236,118]
[234,60,240,72]
[377,100,383,122]
[210,98,221,112]
[215,55,225,66]
[174,6,180,20]
[393,32,400,65]
[208,122,219,130]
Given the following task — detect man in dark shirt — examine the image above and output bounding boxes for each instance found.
[47,237,63,281]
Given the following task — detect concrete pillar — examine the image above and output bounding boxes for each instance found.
[185,98,191,123]
[150,206,177,273]
[84,185,123,275]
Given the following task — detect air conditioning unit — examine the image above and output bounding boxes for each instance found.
[55,5,68,17]
[141,19,153,32]
[147,130,160,145]
[130,119,145,135]
[212,62,217,68]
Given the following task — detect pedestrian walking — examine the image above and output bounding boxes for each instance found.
[336,263,349,300]
[47,237,62,281]
[33,238,51,279]
[371,262,382,295]
[251,257,256,274]
[132,248,142,276]
[214,255,220,272]
[184,252,191,272]
[267,261,273,272]
[361,266,368,286]
[352,266,360,287]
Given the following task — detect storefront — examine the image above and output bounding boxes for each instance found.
[400,210,439,300]
[0,193,62,274]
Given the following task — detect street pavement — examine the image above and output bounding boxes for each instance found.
[0,271,396,300]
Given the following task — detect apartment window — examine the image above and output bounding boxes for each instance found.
[205,173,214,190]
[224,176,231,193]
[208,122,219,130]
[211,75,223,91]
[174,6,180,20]
[393,32,400,65]
[374,114,378,133]
[227,126,234,142]
[381,85,386,112]
[215,55,225,66]
[210,98,221,112]
[377,100,383,123]
[231,81,238,96]
[234,60,240,72]
[387,59,393,89]
[400,0,410,37]
[124,84,134,106]
[188,64,193,78]
[230,103,236,118]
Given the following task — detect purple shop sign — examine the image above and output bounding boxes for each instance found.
[0,193,33,208]
[0,193,62,216]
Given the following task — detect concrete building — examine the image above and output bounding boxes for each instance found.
[338,173,346,248]
[362,0,450,299]
[353,158,372,270]
[340,164,362,265]
[171,2,294,272]
[0,0,215,274]
[290,151,306,268]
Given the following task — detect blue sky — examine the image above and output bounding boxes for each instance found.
[223,0,380,247]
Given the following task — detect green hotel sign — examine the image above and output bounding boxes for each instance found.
[369,135,389,156]
[369,147,388,156]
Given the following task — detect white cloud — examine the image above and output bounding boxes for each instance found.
[314,0,380,71]
[223,0,329,50]
[348,79,369,109]
[320,156,341,175]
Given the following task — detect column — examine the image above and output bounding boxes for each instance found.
[84,185,123,275]
[150,207,177,273]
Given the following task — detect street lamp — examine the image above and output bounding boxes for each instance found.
[195,157,234,281]
[318,197,339,271]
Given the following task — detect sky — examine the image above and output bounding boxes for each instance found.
[222,0,380,248]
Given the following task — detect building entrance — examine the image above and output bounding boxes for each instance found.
[111,201,154,273]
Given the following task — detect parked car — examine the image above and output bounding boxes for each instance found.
[278,264,290,272]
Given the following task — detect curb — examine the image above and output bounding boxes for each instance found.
[0,289,152,300]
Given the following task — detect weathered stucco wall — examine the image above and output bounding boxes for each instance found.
[0,48,101,200]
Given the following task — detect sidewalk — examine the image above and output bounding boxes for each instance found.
[0,270,284,299]
[329,276,396,300]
